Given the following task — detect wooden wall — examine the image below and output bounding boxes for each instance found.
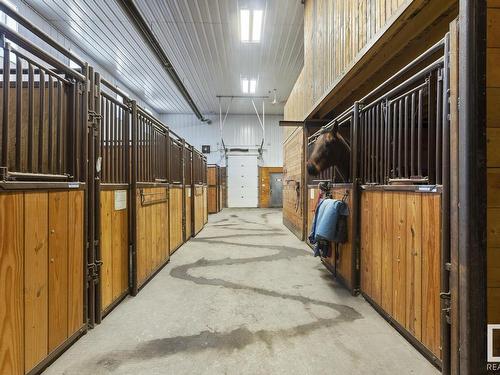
[487,0,500,329]
[185,187,192,239]
[258,167,283,208]
[285,0,458,121]
[283,127,304,239]
[169,187,183,254]
[0,190,84,375]
[208,187,218,214]
[194,186,204,235]
[100,190,128,312]
[360,190,441,358]
[136,187,169,287]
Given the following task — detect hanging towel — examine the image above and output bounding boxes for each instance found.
[309,199,349,257]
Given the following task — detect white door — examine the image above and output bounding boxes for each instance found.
[227,154,258,207]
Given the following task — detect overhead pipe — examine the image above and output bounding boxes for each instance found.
[117,0,210,124]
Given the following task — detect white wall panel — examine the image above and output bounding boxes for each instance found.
[161,113,283,167]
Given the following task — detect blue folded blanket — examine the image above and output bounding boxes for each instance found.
[308,198,349,256]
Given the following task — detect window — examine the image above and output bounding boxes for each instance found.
[0,0,18,63]
[240,9,263,43]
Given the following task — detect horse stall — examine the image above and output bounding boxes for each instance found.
[96,79,131,320]
[0,23,87,375]
[304,30,452,369]
[168,132,184,255]
[207,164,221,214]
[193,149,207,235]
[203,158,208,224]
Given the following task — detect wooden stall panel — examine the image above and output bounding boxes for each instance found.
[136,188,169,287]
[0,193,24,375]
[392,192,407,328]
[203,186,208,224]
[169,187,183,254]
[194,186,204,234]
[185,187,192,239]
[67,190,84,334]
[406,193,422,340]
[100,190,129,312]
[360,190,441,357]
[48,192,69,352]
[306,187,319,243]
[422,194,442,357]
[381,193,394,315]
[208,186,218,214]
[24,192,49,372]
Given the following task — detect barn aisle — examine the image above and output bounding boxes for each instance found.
[43,209,437,375]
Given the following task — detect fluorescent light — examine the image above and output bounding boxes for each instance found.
[249,79,257,94]
[241,78,249,93]
[252,10,263,42]
[240,9,250,42]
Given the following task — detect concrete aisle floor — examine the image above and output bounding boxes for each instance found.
[43,208,438,375]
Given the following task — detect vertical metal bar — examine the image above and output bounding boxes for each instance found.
[385,101,391,183]
[352,102,361,292]
[15,55,21,171]
[111,102,115,183]
[38,69,45,173]
[2,43,9,168]
[403,95,410,178]
[367,109,371,182]
[417,88,423,177]
[106,98,110,182]
[375,105,379,183]
[392,101,397,178]
[28,62,34,171]
[56,80,62,174]
[436,70,443,184]
[48,74,53,173]
[130,101,138,296]
[398,99,404,177]
[410,92,416,178]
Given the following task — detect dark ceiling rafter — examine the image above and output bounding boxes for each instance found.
[116,0,210,123]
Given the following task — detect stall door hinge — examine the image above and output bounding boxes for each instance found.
[88,110,102,130]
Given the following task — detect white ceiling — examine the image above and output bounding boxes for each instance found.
[22,0,304,115]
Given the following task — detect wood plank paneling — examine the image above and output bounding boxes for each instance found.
[185,188,192,238]
[24,192,48,372]
[422,194,441,357]
[169,187,183,253]
[405,193,422,340]
[100,191,113,309]
[67,190,84,334]
[371,191,383,305]
[48,191,69,352]
[381,192,393,315]
[361,191,371,296]
[203,186,208,224]
[392,192,407,328]
[194,186,204,234]
[283,128,304,239]
[0,193,24,375]
[111,192,128,301]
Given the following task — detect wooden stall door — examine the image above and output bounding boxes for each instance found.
[99,190,129,314]
[0,191,85,375]
[360,190,442,361]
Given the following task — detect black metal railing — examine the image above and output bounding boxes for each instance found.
[0,26,86,182]
[307,37,448,187]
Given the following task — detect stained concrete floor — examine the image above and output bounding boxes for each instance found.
[43,208,438,375]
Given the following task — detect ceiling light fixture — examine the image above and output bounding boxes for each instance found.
[240,9,263,43]
[241,78,249,94]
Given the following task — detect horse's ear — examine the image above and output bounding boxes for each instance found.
[324,131,334,142]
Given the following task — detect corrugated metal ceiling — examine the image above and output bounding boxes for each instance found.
[22,0,304,115]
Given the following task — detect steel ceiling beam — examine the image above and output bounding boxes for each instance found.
[116,0,210,123]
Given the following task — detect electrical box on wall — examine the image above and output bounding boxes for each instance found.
[202,145,210,154]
